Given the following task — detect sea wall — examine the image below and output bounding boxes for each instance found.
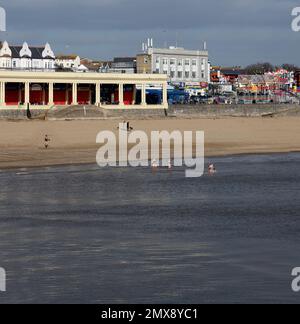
[0,108,46,120]
[0,104,299,120]
[169,104,300,118]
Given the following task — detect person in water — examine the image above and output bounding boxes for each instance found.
[208,163,216,174]
[152,159,158,168]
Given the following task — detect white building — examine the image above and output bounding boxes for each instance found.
[55,55,81,70]
[0,41,55,70]
[142,41,210,84]
[109,57,137,74]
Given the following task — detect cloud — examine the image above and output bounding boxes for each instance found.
[1,0,300,65]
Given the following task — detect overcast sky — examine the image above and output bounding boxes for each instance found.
[1,0,300,66]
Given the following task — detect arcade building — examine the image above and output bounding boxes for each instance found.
[0,70,168,109]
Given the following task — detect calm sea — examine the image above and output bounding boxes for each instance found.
[0,153,300,304]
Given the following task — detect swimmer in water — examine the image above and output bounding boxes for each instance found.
[208,163,216,175]
[152,159,158,169]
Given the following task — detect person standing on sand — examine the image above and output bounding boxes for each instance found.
[127,121,133,132]
[44,135,51,149]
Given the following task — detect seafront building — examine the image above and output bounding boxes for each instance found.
[0,41,56,71]
[0,70,168,109]
[55,55,81,71]
[137,39,210,85]
[80,59,102,73]
[107,57,137,74]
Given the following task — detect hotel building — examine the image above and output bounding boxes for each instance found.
[137,44,210,85]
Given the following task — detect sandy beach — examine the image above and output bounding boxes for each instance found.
[0,117,300,169]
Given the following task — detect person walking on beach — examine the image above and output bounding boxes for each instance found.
[44,135,51,149]
[118,121,133,132]
[127,121,133,132]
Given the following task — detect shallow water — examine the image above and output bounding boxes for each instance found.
[0,153,300,304]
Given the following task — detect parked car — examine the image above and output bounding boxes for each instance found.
[189,95,202,104]
[238,99,253,105]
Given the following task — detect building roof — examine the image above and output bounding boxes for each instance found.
[113,57,136,63]
[10,46,53,59]
[0,42,55,59]
[148,47,208,57]
[56,54,79,60]
[79,58,102,71]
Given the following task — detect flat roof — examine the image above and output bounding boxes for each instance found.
[0,70,167,84]
[148,47,208,57]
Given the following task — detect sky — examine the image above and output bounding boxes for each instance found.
[1,0,300,67]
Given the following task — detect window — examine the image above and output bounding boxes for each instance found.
[192,59,197,66]
[170,59,176,65]
[192,72,197,78]
[178,59,182,66]
[178,71,183,78]
[185,71,190,78]
[201,72,205,79]
[163,58,168,65]
[185,59,190,66]
[170,71,175,78]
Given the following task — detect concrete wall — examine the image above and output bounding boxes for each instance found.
[0,104,300,120]
[0,108,46,120]
[170,104,300,117]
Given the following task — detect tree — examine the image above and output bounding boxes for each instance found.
[244,62,275,75]
[281,64,300,72]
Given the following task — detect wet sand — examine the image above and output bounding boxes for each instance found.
[0,117,300,169]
